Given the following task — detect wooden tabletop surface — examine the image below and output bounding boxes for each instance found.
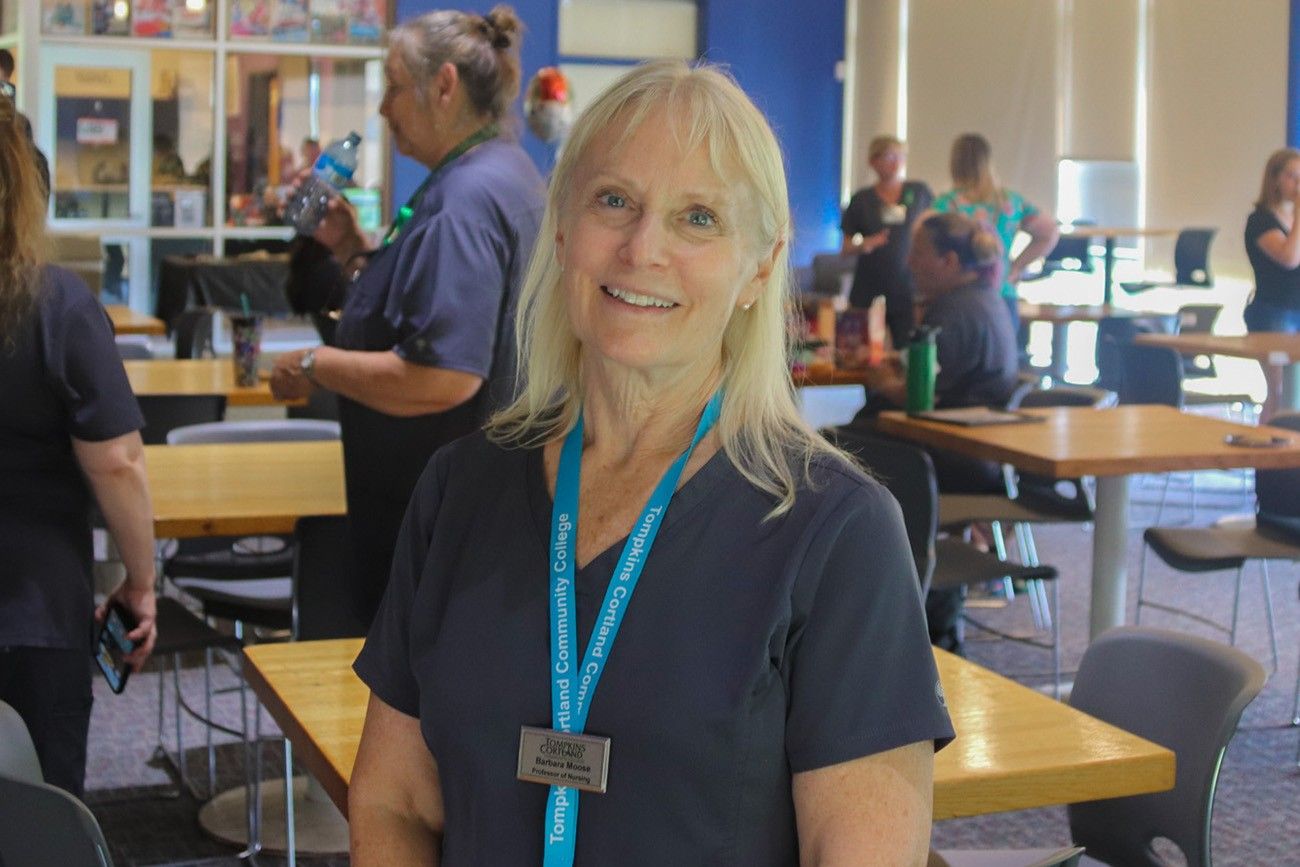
[125,358,299,407]
[1058,226,1179,239]
[1134,331,1300,365]
[146,441,345,538]
[106,305,166,336]
[876,405,1300,477]
[1017,303,1145,323]
[243,639,1174,822]
[794,365,871,387]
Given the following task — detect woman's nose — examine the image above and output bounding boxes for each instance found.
[620,214,671,268]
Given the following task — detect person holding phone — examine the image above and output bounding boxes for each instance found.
[0,98,157,796]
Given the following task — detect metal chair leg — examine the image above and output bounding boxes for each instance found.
[1135,545,1151,625]
[1229,566,1245,647]
[1260,561,1279,675]
[284,738,297,867]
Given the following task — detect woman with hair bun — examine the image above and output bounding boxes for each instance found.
[857,211,1019,419]
[271,5,546,625]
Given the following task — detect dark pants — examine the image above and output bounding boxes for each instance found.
[0,646,93,796]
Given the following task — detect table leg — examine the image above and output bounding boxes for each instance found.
[1091,474,1131,640]
[1049,323,1068,381]
[1284,362,1300,412]
[1102,237,1117,306]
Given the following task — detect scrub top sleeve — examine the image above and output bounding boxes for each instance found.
[389,211,508,376]
[931,191,955,213]
[48,283,145,442]
[353,452,450,718]
[784,482,954,773]
[841,190,868,235]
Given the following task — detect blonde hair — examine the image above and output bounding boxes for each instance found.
[949,133,1004,209]
[0,99,47,347]
[387,4,523,121]
[867,134,905,162]
[487,59,855,515]
[1255,147,1300,210]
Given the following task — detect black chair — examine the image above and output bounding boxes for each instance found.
[114,335,154,360]
[292,515,368,641]
[1121,227,1216,293]
[1175,303,1224,379]
[829,426,1062,689]
[1116,341,1184,407]
[1136,413,1300,676]
[171,307,216,358]
[809,252,856,298]
[1095,315,1178,395]
[1021,222,1095,282]
[136,394,227,445]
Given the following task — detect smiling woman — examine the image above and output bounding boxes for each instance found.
[348,60,953,867]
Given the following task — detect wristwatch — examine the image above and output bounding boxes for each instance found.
[299,348,317,382]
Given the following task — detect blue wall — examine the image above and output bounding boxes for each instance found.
[1290,0,1300,148]
[391,0,844,266]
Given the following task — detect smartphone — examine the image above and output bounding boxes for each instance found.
[1224,433,1291,449]
[93,603,137,694]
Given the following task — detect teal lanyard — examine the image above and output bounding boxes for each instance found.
[542,390,723,866]
[380,123,498,248]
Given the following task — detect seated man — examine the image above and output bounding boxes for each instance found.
[848,211,1020,652]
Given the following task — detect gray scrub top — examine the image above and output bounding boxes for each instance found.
[355,432,953,866]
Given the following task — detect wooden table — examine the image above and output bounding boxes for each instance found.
[876,405,1300,638]
[243,639,1175,822]
[793,365,871,388]
[146,440,345,538]
[1058,226,1179,305]
[126,358,298,407]
[106,304,166,336]
[1135,332,1300,410]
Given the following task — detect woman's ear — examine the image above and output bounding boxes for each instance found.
[739,236,784,309]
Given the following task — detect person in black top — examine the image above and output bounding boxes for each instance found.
[0,98,157,796]
[840,135,932,347]
[348,60,951,865]
[1244,147,1300,421]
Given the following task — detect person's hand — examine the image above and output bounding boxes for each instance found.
[315,195,367,261]
[270,349,317,400]
[95,581,157,672]
[863,229,889,253]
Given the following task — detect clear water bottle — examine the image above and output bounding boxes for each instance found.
[284,131,362,235]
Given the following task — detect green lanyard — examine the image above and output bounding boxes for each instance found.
[381,123,498,248]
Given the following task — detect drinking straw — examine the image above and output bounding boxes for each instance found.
[240,293,252,316]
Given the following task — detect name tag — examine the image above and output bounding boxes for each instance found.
[882,203,907,225]
[517,726,610,794]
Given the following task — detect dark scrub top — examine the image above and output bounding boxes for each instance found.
[355,432,954,866]
[0,267,144,651]
[924,279,1020,411]
[1244,207,1300,331]
[333,137,545,625]
[840,180,933,345]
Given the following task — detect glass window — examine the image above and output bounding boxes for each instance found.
[225,53,384,227]
[229,0,385,46]
[50,65,133,220]
[153,51,215,227]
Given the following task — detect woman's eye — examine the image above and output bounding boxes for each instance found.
[686,209,717,228]
[599,193,626,209]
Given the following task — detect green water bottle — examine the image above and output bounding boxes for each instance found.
[906,326,940,413]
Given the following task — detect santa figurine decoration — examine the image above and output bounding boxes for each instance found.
[524,67,573,146]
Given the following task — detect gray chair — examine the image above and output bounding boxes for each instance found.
[810,252,856,298]
[828,427,1061,686]
[0,700,116,867]
[113,335,153,360]
[0,776,115,867]
[938,627,1266,867]
[165,418,340,445]
[0,699,43,783]
[1136,412,1300,675]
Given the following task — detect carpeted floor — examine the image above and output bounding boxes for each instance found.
[81,468,1299,866]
